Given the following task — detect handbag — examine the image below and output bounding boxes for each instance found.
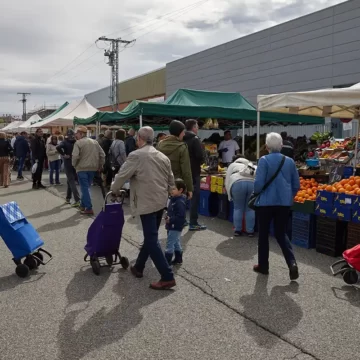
[248,155,286,210]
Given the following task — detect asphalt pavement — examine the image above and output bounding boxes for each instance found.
[0,171,358,360]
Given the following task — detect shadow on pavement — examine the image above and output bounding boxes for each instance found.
[0,272,45,292]
[239,276,302,349]
[0,188,34,198]
[36,213,84,232]
[216,237,257,261]
[57,269,172,360]
[27,204,67,220]
[331,285,360,308]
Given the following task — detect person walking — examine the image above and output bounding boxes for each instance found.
[13,131,30,180]
[183,119,206,231]
[46,136,61,185]
[125,128,136,156]
[225,155,256,237]
[253,132,300,280]
[100,130,113,188]
[109,129,127,175]
[72,126,105,215]
[157,120,193,199]
[218,131,240,167]
[0,132,13,188]
[111,126,176,290]
[280,132,294,159]
[164,178,187,266]
[30,128,47,189]
[56,129,80,207]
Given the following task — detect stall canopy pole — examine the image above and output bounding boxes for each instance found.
[242,120,245,155]
[139,114,143,128]
[256,111,260,160]
[354,119,359,174]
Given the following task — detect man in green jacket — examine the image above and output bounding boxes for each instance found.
[157,120,193,199]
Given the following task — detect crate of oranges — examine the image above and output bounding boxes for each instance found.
[320,176,360,195]
[294,177,320,203]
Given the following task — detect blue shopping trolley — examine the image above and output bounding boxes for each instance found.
[0,201,52,278]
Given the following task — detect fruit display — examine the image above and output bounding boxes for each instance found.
[294,177,320,203]
[318,176,360,195]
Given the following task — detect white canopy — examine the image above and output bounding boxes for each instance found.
[18,114,42,130]
[2,121,24,132]
[30,98,98,128]
[257,82,360,119]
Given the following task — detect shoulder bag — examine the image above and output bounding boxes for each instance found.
[248,155,286,210]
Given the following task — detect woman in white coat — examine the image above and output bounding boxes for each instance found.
[225,155,256,237]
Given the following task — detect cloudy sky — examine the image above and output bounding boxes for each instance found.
[1,0,345,115]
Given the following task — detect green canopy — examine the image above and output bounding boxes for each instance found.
[37,102,69,123]
[74,89,324,126]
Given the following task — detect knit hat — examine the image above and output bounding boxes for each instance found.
[169,120,185,137]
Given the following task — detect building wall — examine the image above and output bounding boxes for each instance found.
[85,68,166,110]
[166,0,360,106]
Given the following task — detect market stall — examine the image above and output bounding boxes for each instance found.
[255,82,360,267]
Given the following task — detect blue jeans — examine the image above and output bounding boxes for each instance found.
[231,180,255,233]
[165,230,182,253]
[135,210,174,282]
[77,171,95,210]
[18,157,25,177]
[49,160,60,184]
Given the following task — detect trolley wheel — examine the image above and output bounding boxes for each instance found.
[90,257,101,275]
[24,255,38,270]
[16,264,30,278]
[105,255,114,266]
[33,252,44,266]
[120,256,130,270]
[343,270,358,285]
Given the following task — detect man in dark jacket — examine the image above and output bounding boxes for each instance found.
[30,128,46,189]
[56,129,80,206]
[183,119,206,231]
[14,131,30,180]
[125,128,136,156]
[157,120,193,199]
[280,132,294,159]
[100,130,113,188]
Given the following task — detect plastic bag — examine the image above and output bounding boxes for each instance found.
[31,162,38,174]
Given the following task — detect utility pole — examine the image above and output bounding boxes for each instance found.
[97,37,134,112]
[17,92,31,121]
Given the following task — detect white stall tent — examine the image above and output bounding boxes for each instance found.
[2,121,24,132]
[30,98,98,128]
[258,82,360,119]
[18,114,42,130]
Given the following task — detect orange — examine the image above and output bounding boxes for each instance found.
[345,185,352,191]
[349,180,355,186]
[339,188,346,193]
[307,189,313,195]
[325,185,332,192]
[332,187,337,193]
[356,189,360,195]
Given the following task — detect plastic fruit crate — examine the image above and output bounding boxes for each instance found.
[291,212,316,249]
[346,222,360,249]
[315,217,347,257]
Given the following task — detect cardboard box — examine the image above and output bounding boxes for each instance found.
[352,195,360,210]
[315,203,336,218]
[204,144,218,155]
[333,206,352,222]
[211,176,218,186]
[216,185,224,194]
[316,190,335,205]
[352,209,360,224]
[200,183,210,191]
[217,177,224,187]
[200,176,210,190]
[210,184,217,193]
[334,193,357,208]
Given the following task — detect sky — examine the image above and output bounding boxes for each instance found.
[0,0,345,116]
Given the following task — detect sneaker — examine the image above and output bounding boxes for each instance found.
[38,183,46,189]
[253,265,269,275]
[79,206,85,212]
[130,265,143,278]
[189,223,207,231]
[32,183,39,190]
[149,279,176,290]
[289,264,299,281]
[17,176,23,180]
[234,231,242,237]
[65,199,71,205]
[71,201,80,208]
[81,209,94,216]
[246,232,255,238]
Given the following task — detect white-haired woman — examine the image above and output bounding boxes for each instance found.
[253,132,300,280]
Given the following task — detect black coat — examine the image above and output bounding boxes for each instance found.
[183,131,204,178]
[0,139,13,157]
[14,136,29,158]
[30,136,46,161]
[125,136,136,156]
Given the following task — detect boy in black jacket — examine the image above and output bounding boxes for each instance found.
[165,179,187,266]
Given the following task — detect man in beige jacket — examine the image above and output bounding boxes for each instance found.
[72,126,105,215]
[111,126,176,290]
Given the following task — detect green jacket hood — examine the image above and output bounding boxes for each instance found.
[157,135,186,155]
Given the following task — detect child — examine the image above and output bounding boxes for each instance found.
[165,178,187,266]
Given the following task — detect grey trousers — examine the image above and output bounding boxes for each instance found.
[65,164,80,202]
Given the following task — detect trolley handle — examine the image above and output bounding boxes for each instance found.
[104,191,126,207]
